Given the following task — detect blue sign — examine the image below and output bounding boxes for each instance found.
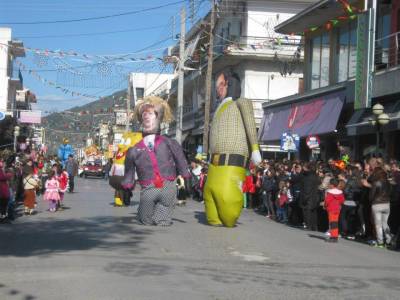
[280,132,300,152]
[0,111,5,121]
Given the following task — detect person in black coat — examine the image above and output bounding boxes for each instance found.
[261,168,278,219]
[301,163,320,231]
[289,163,304,226]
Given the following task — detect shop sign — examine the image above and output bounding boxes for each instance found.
[354,9,374,109]
[280,132,299,152]
[19,111,41,124]
[306,135,320,149]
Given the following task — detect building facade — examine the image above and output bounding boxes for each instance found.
[165,0,316,155]
[0,28,25,115]
[259,0,400,161]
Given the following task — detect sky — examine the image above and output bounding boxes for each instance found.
[0,0,208,113]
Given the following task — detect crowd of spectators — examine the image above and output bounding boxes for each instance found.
[241,156,400,249]
[0,150,77,222]
[185,153,399,249]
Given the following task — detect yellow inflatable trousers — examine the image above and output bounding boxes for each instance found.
[203,164,246,227]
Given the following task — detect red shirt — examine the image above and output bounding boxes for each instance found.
[58,171,69,192]
[324,188,345,213]
[242,175,255,193]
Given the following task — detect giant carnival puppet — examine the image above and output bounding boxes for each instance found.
[58,138,74,167]
[109,132,142,206]
[204,70,262,227]
[121,96,190,226]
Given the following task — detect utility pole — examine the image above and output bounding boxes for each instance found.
[126,74,131,131]
[202,0,216,154]
[176,6,185,144]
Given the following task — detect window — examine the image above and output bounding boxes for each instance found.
[375,11,391,68]
[337,21,357,82]
[320,33,330,86]
[135,88,144,99]
[310,33,330,89]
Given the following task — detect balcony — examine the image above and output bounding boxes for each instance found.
[373,31,400,98]
[8,61,23,89]
[222,35,303,61]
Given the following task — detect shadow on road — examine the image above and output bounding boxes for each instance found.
[0,282,36,300]
[194,211,208,225]
[0,216,153,257]
[308,233,328,241]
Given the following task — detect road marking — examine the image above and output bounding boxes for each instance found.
[230,251,269,262]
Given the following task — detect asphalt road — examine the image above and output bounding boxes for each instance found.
[0,177,399,300]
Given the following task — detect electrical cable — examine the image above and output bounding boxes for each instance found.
[0,0,186,25]
[15,25,166,39]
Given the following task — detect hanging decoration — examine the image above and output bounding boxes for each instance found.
[15,60,98,99]
[294,0,363,36]
[0,41,162,61]
[33,52,49,67]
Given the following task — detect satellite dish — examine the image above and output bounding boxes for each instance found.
[0,111,5,121]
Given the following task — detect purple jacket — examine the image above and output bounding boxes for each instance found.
[0,170,12,199]
[122,135,190,188]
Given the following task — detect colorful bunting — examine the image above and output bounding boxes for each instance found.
[15,60,98,99]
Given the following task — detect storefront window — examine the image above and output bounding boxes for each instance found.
[311,36,321,89]
[310,33,330,89]
[337,21,357,82]
[348,22,357,78]
[338,28,349,82]
[320,33,330,87]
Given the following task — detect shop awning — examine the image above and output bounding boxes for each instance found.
[346,101,400,136]
[258,91,345,142]
[275,0,362,35]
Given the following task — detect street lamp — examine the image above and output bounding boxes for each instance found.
[368,103,390,156]
[13,126,20,152]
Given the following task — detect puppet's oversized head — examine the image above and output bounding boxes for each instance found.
[133,96,173,134]
[115,132,142,165]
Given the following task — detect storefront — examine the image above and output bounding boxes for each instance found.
[259,86,347,161]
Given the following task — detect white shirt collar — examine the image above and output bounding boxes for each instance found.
[143,134,155,151]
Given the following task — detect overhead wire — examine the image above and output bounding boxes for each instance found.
[15,25,167,39]
[0,0,186,25]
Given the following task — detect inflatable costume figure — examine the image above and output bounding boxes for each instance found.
[109,132,142,206]
[204,70,262,227]
[122,96,190,226]
[58,138,74,167]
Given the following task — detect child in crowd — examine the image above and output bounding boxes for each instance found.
[23,168,40,215]
[276,180,292,223]
[198,167,208,203]
[57,166,69,210]
[324,178,345,243]
[44,171,60,212]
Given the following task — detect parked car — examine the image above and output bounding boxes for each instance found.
[82,162,104,178]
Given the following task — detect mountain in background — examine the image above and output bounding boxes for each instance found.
[43,89,128,154]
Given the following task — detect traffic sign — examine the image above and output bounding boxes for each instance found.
[0,111,5,121]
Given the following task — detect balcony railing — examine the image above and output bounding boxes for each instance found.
[375,31,400,71]
[219,35,303,59]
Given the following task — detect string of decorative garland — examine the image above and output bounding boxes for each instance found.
[15,60,100,99]
[1,41,162,61]
[293,0,363,36]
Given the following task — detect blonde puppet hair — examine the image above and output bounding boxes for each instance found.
[133,96,174,124]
